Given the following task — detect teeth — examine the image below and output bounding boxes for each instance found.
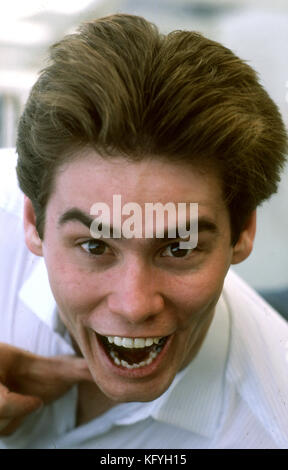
[106,335,164,348]
[109,347,163,369]
[134,338,145,348]
[120,360,130,368]
[122,338,134,348]
[114,336,123,347]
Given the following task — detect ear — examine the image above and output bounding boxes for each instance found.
[23,196,43,256]
[231,210,256,265]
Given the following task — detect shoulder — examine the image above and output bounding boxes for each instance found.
[222,270,288,447]
[0,147,23,218]
[0,148,28,277]
[0,148,35,342]
[223,269,288,343]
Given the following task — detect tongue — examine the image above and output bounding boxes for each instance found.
[112,344,154,364]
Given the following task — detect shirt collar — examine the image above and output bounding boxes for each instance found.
[18,256,230,439]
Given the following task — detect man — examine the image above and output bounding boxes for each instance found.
[0,14,288,448]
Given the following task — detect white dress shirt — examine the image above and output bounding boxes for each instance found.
[0,148,288,449]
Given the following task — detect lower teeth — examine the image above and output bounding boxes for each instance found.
[109,345,163,369]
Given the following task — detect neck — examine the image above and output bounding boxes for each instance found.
[76,381,118,426]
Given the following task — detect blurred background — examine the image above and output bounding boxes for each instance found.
[0,0,287,312]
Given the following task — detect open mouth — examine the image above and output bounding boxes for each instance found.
[97,334,169,369]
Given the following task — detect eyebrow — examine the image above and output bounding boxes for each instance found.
[58,207,219,239]
[58,208,94,230]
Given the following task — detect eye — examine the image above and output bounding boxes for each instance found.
[80,239,109,256]
[160,241,195,258]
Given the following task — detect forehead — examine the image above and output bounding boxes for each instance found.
[47,151,227,226]
[51,151,224,211]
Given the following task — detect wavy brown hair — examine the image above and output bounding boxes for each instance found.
[16,13,288,243]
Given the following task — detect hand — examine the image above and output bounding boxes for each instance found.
[0,342,93,436]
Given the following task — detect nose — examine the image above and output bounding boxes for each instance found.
[107,259,164,324]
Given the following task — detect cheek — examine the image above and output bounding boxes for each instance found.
[165,263,228,325]
[44,251,97,314]
[45,253,116,326]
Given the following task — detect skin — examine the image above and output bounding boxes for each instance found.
[24,151,256,424]
[0,343,93,435]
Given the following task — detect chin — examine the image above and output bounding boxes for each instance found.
[98,383,169,404]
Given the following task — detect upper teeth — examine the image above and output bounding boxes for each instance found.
[106,336,163,348]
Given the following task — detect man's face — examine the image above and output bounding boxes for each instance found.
[27,151,246,403]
